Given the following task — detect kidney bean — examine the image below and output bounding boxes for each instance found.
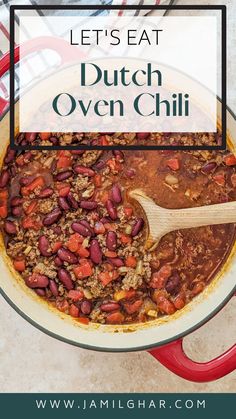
[38,187,54,198]
[25,132,37,143]
[26,273,49,288]
[71,222,92,237]
[80,300,92,315]
[111,184,122,204]
[49,136,58,145]
[107,257,124,267]
[74,165,95,177]
[58,196,70,211]
[90,239,102,264]
[16,133,25,143]
[106,199,117,220]
[56,170,73,181]
[93,160,106,170]
[67,193,79,209]
[4,147,16,164]
[58,268,74,290]
[0,169,10,188]
[100,303,120,312]
[201,161,217,173]
[12,206,23,217]
[100,217,110,224]
[80,220,94,234]
[21,141,28,147]
[131,218,144,236]
[4,220,17,235]
[50,159,57,173]
[106,231,117,251]
[19,175,35,186]
[52,226,62,235]
[137,132,149,139]
[91,138,99,146]
[54,256,63,267]
[71,150,85,155]
[10,165,17,177]
[125,168,136,178]
[38,235,51,257]
[22,151,33,162]
[80,201,98,210]
[43,207,62,226]
[165,272,180,295]
[112,150,124,160]
[57,247,78,264]
[35,288,46,296]
[10,197,23,207]
[49,279,59,297]
[217,134,222,146]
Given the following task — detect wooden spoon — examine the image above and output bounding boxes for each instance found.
[129,189,236,247]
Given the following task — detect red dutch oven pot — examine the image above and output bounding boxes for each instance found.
[0,37,236,383]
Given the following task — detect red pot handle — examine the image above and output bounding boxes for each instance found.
[149,295,236,382]
[0,35,81,116]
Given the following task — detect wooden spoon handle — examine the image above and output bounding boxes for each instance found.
[167,201,236,231]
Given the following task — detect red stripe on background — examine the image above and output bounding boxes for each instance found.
[0,22,10,41]
[118,0,127,16]
[118,0,161,16]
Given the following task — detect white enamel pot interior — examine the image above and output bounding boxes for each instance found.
[0,79,236,352]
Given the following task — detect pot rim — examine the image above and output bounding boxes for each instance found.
[1,281,236,353]
[0,100,235,352]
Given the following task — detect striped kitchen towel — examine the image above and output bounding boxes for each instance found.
[0,0,173,101]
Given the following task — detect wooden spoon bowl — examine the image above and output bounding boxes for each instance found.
[129,189,236,247]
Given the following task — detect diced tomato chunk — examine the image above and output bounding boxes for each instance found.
[150,265,172,289]
[65,233,83,252]
[57,151,72,169]
[99,270,119,286]
[124,207,133,218]
[94,174,102,187]
[167,158,180,171]
[77,317,89,325]
[106,311,125,324]
[77,245,90,258]
[0,205,8,218]
[224,154,236,166]
[106,158,122,172]
[0,189,8,218]
[13,259,26,272]
[125,255,137,268]
[24,200,38,215]
[52,241,62,253]
[69,304,79,318]
[68,290,84,301]
[213,172,225,186]
[21,176,45,196]
[40,132,51,141]
[56,299,69,312]
[104,251,117,258]
[22,216,42,230]
[114,289,136,301]
[58,185,71,197]
[74,261,93,279]
[119,233,131,245]
[158,297,176,315]
[231,173,236,187]
[123,299,143,314]
[173,295,186,310]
